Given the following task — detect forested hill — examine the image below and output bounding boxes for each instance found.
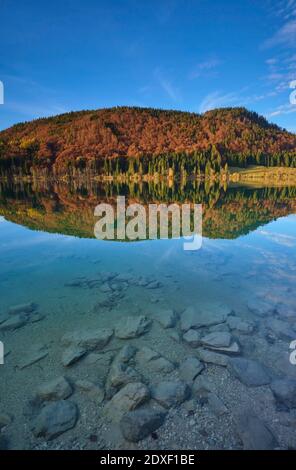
[0,106,296,174]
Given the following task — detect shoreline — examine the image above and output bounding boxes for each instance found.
[1,166,296,187]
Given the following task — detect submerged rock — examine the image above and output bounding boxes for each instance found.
[146,280,162,289]
[136,346,175,374]
[101,271,118,282]
[167,330,181,343]
[270,378,296,409]
[208,342,241,355]
[18,345,49,369]
[9,302,37,315]
[116,273,134,283]
[0,314,9,325]
[265,318,296,342]
[183,329,201,348]
[75,380,105,404]
[227,315,254,334]
[196,348,229,366]
[179,357,204,383]
[115,315,151,339]
[100,284,112,293]
[61,328,113,351]
[62,346,87,367]
[36,376,73,401]
[32,400,78,440]
[276,303,296,320]
[136,347,175,374]
[0,413,12,430]
[120,407,166,442]
[235,412,278,450]
[151,380,190,409]
[0,314,27,331]
[104,382,150,422]
[136,346,160,362]
[116,344,137,363]
[106,361,142,394]
[273,352,296,380]
[201,332,232,349]
[207,393,228,416]
[153,308,178,329]
[192,375,214,400]
[84,351,114,374]
[247,298,275,317]
[228,357,271,387]
[180,303,231,332]
[209,323,230,333]
[149,357,175,374]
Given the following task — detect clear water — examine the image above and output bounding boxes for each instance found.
[0,180,296,450]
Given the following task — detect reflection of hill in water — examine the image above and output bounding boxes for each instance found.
[0,179,296,240]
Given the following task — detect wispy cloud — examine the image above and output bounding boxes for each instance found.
[266,102,296,117]
[154,69,181,102]
[1,73,68,121]
[263,19,296,49]
[269,0,296,20]
[189,58,222,79]
[199,90,241,113]
[263,52,296,95]
[258,230,296,247]
[6,101,68,118]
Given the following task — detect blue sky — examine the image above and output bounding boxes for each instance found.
[0,0,295,132]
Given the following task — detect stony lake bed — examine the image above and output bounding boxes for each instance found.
[0,183,296,451]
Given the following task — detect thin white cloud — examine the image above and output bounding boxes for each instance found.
[263,19,296,48]
[265,57,278,65]
[199,91,241,113]
[258,230,296,247]
[154,69,181,102]
[266,102,296,117]
[6,101,68,118]
[268,0,296,20]
[189,58,222,79]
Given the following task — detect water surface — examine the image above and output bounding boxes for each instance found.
[0,179,296,450]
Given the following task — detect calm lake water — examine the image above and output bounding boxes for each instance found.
[0,179,296,450]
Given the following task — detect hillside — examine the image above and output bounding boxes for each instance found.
[0,106,296,175]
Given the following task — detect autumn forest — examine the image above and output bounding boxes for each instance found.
[0,106,296,177]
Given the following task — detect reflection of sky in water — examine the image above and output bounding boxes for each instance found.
[0,210,296,450]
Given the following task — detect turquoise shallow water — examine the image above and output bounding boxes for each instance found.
[0,181,296,450]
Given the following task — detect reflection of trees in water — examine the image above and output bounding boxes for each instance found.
[0,179,296,240]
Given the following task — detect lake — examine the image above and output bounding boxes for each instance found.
[0,178,296,450]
